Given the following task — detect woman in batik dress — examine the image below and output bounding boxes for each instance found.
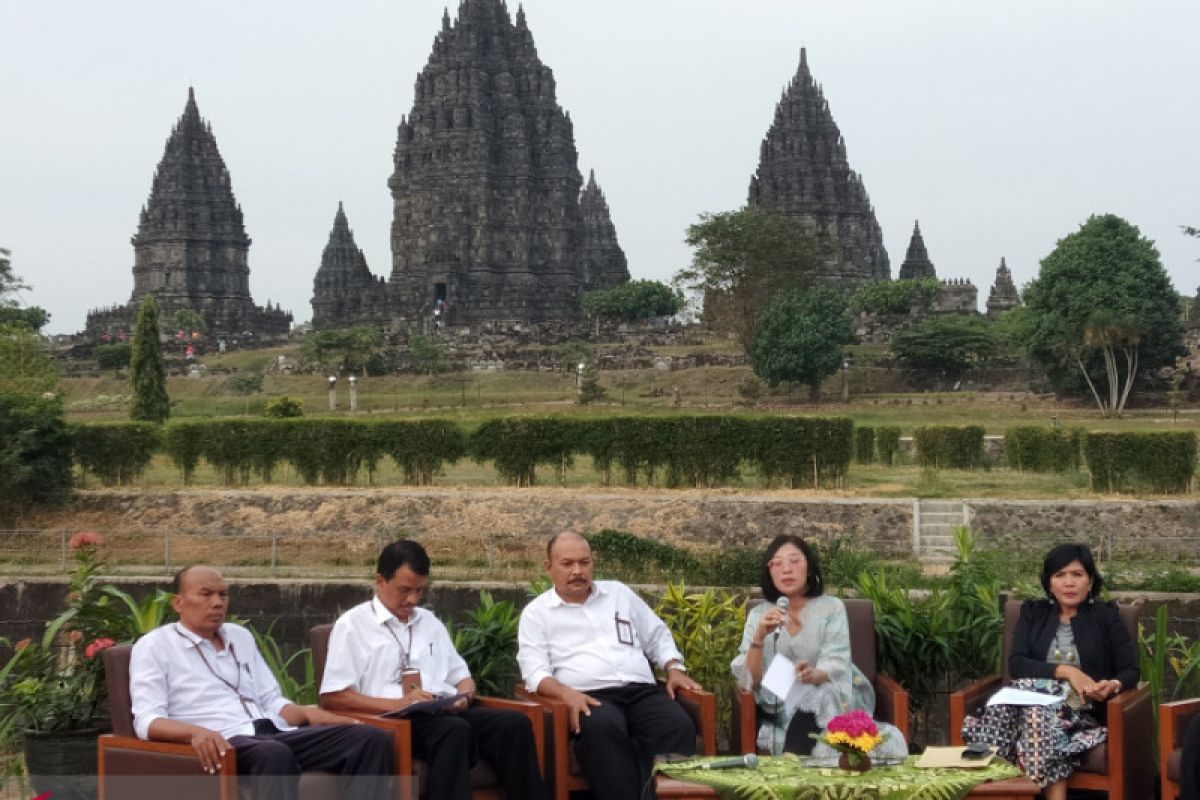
[962,543,1138,800]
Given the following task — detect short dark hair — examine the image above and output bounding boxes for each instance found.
[172,565,195,594]
[546,530,591,561]
[377,540,431,580]
[760,534,824,602]
[1040,543,1103,599]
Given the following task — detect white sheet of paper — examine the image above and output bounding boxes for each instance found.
[986,686,1062,706]
[761,653,798,710]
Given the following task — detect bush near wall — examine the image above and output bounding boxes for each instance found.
[1085,431,1197,494]
[749,417,853,488]
[876,426,902,466]
[913,425,985,470]
[855,426,876,464]
[70,422,161,486]
[1004,426,1083,473]
[469,417,576,486]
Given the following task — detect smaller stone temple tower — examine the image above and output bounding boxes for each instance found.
[897,221,937,280]
[311,203,390,329]
[986,257,1020,318]
[578,170,630,292]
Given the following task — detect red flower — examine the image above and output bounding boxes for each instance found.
[69,532,101,551]
[85,638,116,659]
[14,638,32,652]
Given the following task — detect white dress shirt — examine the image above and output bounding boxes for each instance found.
[130,622,293,741]
[517,580,684,693]
[320,599,470,698]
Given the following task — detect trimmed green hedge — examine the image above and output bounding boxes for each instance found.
[876,426,902,466]
[70,422,160,486]
[855,426,875,464]
[1085,432,1197,493]
[913,425,985,469]
[1005,426,1083,473]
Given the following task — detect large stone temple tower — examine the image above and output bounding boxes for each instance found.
[747,49,889,287]
[385,0,628,327]
[86,89,290,339]
[311,203,389,329]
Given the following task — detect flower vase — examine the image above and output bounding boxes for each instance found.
[838,752,871,773]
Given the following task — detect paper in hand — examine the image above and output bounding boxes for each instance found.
[761,654,804,712]
[986,686,1062,707]
[380,693,470,718]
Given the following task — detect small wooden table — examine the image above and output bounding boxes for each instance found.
[655,774,1041,800]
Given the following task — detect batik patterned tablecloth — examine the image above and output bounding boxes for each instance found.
[655,754,1023,800]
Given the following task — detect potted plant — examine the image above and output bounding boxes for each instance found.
[0,532,152,800]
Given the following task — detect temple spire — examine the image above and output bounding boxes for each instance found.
[898,220,936,280]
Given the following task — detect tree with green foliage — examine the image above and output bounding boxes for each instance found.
[303,326,385,375]
[1023,214,1185,416]
[407,334,449,375]
[676,207,829,347]
[582,280,682,323]
[891,315,1000,387]
[850,278,940,315]
[749,286,855,401]
[0,248,56,394]
[172,308,206,336]
[0,393,73,524]
[130,296,170,423]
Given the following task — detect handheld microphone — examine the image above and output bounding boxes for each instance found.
[700,754,759,770]
[773,596,790,645]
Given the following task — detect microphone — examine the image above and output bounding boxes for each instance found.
[700,754,759,770]
[773,596,790,645]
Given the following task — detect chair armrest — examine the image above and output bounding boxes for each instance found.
[675,686,717,756]
[340,713,413,779]
[1105,682,1154,800]
[875,672,910,742]
[730,680,758,756]
[948,674,1002,745]
[1161,697,1200,798]
[476,695,547,777]
[98,734,237,799]
[516,687,573,800]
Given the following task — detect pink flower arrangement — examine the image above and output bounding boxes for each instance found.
[813,709,883,762]
[68,531,101,551]
[85,638,116,659]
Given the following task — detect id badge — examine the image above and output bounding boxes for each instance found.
[400,668,423,696]
[615,614,635,646]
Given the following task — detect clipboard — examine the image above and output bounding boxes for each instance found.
[915,746,995,768]
[380,693,470,718]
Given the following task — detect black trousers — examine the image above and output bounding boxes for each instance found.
[1183,714,1200,800]
[229,723,394,800]
[577,683,697,800]
[409,705,545,800]
[783,711,821,756]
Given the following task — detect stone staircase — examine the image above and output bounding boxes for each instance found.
[915,500,969,568]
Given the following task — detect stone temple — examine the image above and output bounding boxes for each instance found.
[86,89,291,340]
[312,0,628,330]
[748,48,890,288]
[897,221,936,280]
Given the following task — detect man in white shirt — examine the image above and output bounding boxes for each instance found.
[129,566,394,800]
[319,540,544,800]
[517,531,701,800]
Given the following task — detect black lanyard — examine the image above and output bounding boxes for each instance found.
[384,619,416,671]
[174,624,258,720]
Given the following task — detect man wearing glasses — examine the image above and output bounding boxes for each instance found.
[319,540,544,800]
[517,530,701,800]
[129,565,394,800]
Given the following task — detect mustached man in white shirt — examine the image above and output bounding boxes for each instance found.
[517,531,701,800]
[319,540,545,800]
[129,566,395,800]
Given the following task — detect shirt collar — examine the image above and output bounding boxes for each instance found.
[173,621,230,649]
[546,581,604,608]
[372,596,424,628]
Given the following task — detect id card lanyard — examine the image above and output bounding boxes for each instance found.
[174,624,261,721]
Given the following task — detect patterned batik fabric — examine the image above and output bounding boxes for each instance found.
[961,678,1106,787]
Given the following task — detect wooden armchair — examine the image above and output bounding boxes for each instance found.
[516,679,717,800]
[97,643,351,800]
[948,600,1155,800]
[732,597,910,754]
[1160,698,1200,800]
[309,623,545,800]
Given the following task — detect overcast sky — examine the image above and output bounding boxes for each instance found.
[3,1,1198,334]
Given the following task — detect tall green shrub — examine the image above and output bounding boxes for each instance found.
[751,417,853,488]
[876,426,902,466]
[71,423,161,486]
[913,425,985,469]
[855,426,875,464]
[469,417,575,486]
[0,393,72,523]
[129,295,169,423]
[374,419,465,485]
[163,421,205,485]
[1085,431,1197,493]
[1005,427,1083,473]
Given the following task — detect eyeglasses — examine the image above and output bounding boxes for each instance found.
[767,557,805,570]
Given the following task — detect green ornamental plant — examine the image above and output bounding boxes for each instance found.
[447,590,522,697]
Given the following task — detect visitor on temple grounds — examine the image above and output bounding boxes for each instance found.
[730,533,907,759]
[961,543,1138,800]
[518,530,701,800]
[130,565,394,800]
[319,539,544,800]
